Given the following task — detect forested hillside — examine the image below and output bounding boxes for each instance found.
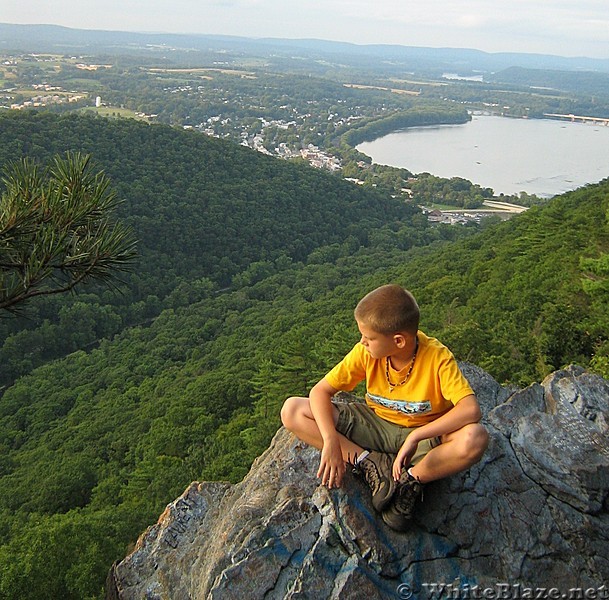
[0,111,465,598]
[399,181,609,382]
[0,110,607,598]
[0,111,461,388]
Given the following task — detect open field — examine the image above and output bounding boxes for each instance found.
[344,83,420,96]
[81,106,145,119]
[0,70,17,81]
[389,77,448,87]
[147,67,256,79]
[61,78,105,91]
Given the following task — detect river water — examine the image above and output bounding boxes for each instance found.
[356,114,609,197]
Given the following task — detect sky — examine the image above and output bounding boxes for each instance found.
[3,0,609,59]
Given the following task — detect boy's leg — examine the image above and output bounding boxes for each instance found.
[280,396,365,461]
[382,423,488,532]
[409,423,489,483]
[281,396,397,510]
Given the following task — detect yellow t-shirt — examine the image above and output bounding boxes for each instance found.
[325,331,474,427]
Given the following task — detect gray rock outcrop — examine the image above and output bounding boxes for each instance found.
[107,364,609,599]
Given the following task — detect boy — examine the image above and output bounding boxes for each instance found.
[281,284,488,531]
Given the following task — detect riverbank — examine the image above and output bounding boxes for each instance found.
[356,114,609,197]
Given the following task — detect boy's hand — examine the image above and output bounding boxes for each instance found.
[317,437,345,488]
[393,437,419,480]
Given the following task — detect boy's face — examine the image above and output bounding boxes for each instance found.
[356,320,400,360]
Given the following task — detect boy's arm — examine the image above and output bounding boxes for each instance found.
[392,394,481,479]
[309,378,346,488]
[409,394,481,441]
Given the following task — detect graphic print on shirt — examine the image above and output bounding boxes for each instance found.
[366,393,432,415]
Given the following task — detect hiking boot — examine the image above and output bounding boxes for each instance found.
[351,451,396,512]
[381,470,423,532]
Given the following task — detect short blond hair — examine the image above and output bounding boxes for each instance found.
[354,284,420,335]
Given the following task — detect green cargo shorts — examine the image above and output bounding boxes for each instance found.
[333,400,440,465]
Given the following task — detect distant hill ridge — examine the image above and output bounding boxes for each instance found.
[2,22,609,73]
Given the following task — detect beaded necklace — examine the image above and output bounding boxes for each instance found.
[385,335,419,392]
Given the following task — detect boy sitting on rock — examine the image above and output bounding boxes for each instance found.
[281,284,489,531]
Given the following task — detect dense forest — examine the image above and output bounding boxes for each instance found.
[0,111,468,389]
[0,111,608,598]
[338,103,470,146]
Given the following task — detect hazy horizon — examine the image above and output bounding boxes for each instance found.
[3,0,609,60]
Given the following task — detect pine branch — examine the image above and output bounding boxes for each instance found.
[0,152,138,314]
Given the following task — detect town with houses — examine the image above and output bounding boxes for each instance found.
[1,52,526,225]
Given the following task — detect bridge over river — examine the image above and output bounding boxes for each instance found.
[544,113,609,125]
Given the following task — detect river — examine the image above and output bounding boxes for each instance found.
[356,114,609,197]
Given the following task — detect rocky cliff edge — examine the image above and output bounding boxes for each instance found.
[107,364,609,599]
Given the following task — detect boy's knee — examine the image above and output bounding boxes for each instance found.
[280,396,300,430]
[456,423,489,462]
[465,423,489,458]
